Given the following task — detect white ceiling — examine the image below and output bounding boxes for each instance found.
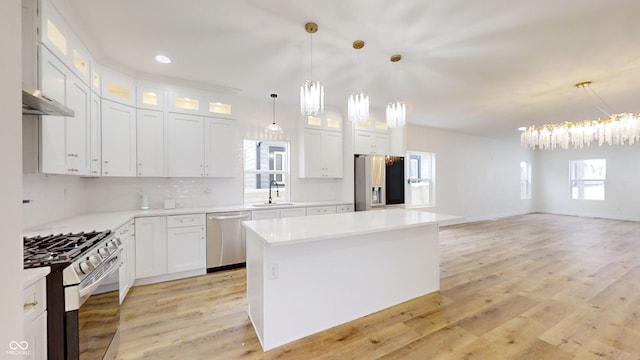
[58,0,640,140]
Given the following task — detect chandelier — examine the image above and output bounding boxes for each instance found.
[300,22,324,117]
[265,93,283,136]
[386,54,405,128]
[520,81,640,150]
[348,40,369,124]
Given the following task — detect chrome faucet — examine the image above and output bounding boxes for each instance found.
[268,179,280,204]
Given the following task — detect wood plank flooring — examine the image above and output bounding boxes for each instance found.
[113,213,640,359]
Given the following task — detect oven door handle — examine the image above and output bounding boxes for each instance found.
[78,256,120,299]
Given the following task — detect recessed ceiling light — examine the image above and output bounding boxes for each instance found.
[518,127,527,131]
[155,55,171,64]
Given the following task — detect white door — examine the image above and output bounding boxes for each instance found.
[323,131,343,178]
[89,91,101,176]
[101,99,137,176]
[136,109,164,176]
[168,113,204,177]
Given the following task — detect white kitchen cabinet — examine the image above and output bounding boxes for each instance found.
[40,47,90,175]
[306,206,337,216]
[337,204,354,213]
[251,209,280,220]
[23,268,48,360]
[300,128,343,178]
[304,114,342,131]
[354,129,390,155]
[167,214,206,273]
[167,113,205,177]
[135,216,167,279]
[101,67,136,107]
[280,207,306,218]
[101,99,137,176]
[168,113,235,177]
[136,109,164,176]
[89,91,101,176]
[115,220,135,303]
[204,117,235,177]
[40,0,92,86]
[167,88,233,118]
[136,85,165,111]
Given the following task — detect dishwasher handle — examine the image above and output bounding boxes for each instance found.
[207,212,251,221]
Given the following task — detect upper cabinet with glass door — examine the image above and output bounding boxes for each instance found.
[136,82,165,111]
[303,112,343,132]
[167,88,234,119]
[40,0,92,86]
[101,67,136,107]
[352,115,388,132]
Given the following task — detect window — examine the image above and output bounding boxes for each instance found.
[570,159,606,200]
[406,151,435,207]
[243,140,290,203]
[520,161,531,200]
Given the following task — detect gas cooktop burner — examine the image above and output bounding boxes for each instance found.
[23,230,111,268]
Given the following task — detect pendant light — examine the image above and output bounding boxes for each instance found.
[265,93,283,136]
[386,54,406,128]
[348,40,369,125]
[300,22,324,117]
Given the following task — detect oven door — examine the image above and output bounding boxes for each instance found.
[68,253,121,359]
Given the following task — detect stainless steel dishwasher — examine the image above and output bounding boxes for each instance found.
[206,211,252,272]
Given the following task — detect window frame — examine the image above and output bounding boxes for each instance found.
[520,161,532,200]
[405,151,436,208]
[569,159,606,201]
[243,140,290,204]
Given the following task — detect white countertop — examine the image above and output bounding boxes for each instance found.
[243,208,462,246]
[22,201,352,238]
[24,267,50,288]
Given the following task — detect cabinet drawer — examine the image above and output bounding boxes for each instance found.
[336,204,354,213]
[251,209,280,220]
[167,214,205,228]
[23,277,46,322]
[306,206,337,216]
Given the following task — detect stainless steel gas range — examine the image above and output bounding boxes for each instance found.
[23,230,122,360]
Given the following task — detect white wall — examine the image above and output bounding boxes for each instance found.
[1,0,24,350]
[405,125,535,222]
[535,144,640,221]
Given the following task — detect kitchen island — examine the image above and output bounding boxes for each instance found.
[243,208,460,351]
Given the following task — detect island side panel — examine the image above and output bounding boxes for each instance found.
[260,223,439,350]
[246,228,266,348]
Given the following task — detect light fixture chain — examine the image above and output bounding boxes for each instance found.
[309,32,313,80]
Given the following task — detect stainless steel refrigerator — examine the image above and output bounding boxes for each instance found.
[354,154,405,211]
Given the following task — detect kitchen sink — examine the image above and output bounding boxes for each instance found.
[251,202,295,207]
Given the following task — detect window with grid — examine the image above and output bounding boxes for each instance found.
[570,159,606,200]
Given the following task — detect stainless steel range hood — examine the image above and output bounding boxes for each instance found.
[22,85,74,117]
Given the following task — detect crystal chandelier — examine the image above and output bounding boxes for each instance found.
[348,40,369,124]
[265,93,283,136]
[300,22,324,117]
[386,54,406,128]
[520,81,640,150]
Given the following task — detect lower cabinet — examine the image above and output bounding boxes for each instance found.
[167,214,206,273]
[116,220,135,303]
[135,216,167,279]
[23,269,48,360]
[135,214,206,285]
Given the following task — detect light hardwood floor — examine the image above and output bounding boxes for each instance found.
[113,213,640,359]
